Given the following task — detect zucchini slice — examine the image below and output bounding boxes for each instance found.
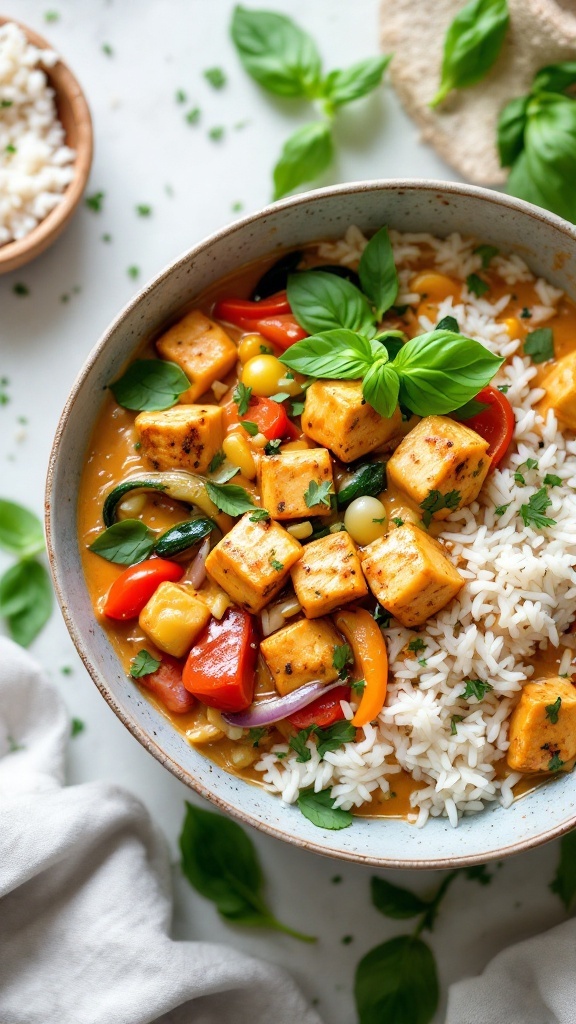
[154,517,217,558]
[102,471,230,530]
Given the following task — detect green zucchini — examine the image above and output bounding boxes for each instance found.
[154,517,217,558]
[336,462,387,508]
[102,471,221,527]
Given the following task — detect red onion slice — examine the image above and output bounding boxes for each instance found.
[222,679,343,728]
[182,536,210,588]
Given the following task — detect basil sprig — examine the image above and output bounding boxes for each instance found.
[231,6,390,199]
[0,499,53,648]
[431,0,509,108]
[110,359,190,412]
[499,66,576,223]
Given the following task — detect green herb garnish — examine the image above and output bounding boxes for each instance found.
[545,696,562,724]
[420,489,461,528]
[85,191,105,212]
[205,482,259,517]
[89,520,155,565]
[523,328,555,364]
[333,642,352,679]
[466,273,490,297]
[430,0,509,107]
[110,359,190,411]
[204,67,227,89]
[520,487,556,529]
[130,650,161,678]
[304,479,332,508]
[249,509,270,522]
[233,381,252,415]
[461,678,494,701]
[297,788,352,829]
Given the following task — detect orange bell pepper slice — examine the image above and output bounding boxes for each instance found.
[333,608,388,728]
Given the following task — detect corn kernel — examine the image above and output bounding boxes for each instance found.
[222,432,257,479]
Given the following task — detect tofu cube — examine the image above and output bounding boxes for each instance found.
[360,523,463,627]
[156,310,237,402]
[302,380,403,463]
[538,350,576,430]
[205,513,302,613]
[386,415,491,519]
[139,582,211,658]
[507,677,576,772]
[260,617,342,695]
[291,530,367,618]
[259,448,334,520]
[135,404,224,474]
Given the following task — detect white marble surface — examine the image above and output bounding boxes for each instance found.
[0,2,570,1020]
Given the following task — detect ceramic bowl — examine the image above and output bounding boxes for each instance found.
[46,179,576,869]
[0,17,93,274]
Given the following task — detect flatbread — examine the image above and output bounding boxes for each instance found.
[380,0,576,184]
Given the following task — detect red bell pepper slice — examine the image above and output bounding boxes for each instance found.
[223,395,300,441]
[182,607,257,712]
[288,685,351,730]
[137,655,196,714]
[214,291,291,323]
[103,558,183,620]
[457,385,515,468]
[238,314,308,350]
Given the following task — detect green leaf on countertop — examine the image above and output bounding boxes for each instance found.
[179,801,316,940]
[89,519,155,565]
[532,61,576,96]
[110,360,190,411]
[71,718,85,737]
[273,121,334,200]
[231,5,322,98]
[130,650,162,678]
[523,327,555,364]
[322,55,391,110]
[0,499,45,557]
[506,93,576,224]
[0,560,53,648]
[431,0,509,107]
[550,829,576,910]
[297,789,352,829]
[205,482,260,516]
[355,935,439,1024]
[371,876,433,919]
[497,95,529,167]
[358,226,399,320]
[288,269,376,336]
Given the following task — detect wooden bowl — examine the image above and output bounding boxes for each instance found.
[0,17,93,274]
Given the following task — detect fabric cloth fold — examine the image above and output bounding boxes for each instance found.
[0,638,322,1024]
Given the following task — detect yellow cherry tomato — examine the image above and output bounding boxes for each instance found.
[238,334,273,364]
[241,354,286,397]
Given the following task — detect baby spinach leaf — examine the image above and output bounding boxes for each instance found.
[205,482,260,516]
[89,519,155,565]
[110,360,190,411]
[280,328,375,378]
[0,560,53,648]
[358,226,399,320]
[431,0,509,107]
[297,789,353,829]
[371,877,433,919]
[273,121,334,200]
[524,327,554,364]
[130,650,161,678]
[179,801,316,940]
[0,499,45,557]
[550,829,576,910]
[336,462,387,507]
[354,935,439,1024]
[287,269,376,336]
[393,330,504,417]
[230,5,322,98]
[532,61,576,96]
[323,55,390,109]
[497,95,529,167]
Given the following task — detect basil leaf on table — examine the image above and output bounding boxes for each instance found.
[354,935,439,1024]
[89,519,155,565]
[205,482,260,516]
[280,328,376,378]
[532,61,576,96]
[230,5,322,98]
[497,95,529,167]
[287,269,376,335]
[0,499,45,557]
[358,226,399,320]
[297,788,352,829]
[370,876,433,919]
[0,560,53,648]
[273,121,334,200]
[322,54,390,109]
[179,801,316,941]
[509,93,576,224]
[430,0,509,107]
[336,462,387,507]
[393,330,504,416]
[110,360,190,411]
[130,650,161,678]
[550,829,576,911]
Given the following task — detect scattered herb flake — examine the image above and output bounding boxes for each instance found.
[548,752,565,772]
[127,265,140,279]
[204,67,227,89]
[450,715,463,735]
[333,643,352,679]
[71,717,85,737]
[391,516,404,527]
[520,307,532,319]
[495,502,511,516]
[208,450,226,473]
[291,399,306,416]
[231,201,244,212]
[289,726,314,763]
[240,419,259,436]
[101,42,114,56]
[264,439,282,456]
[136,204,152,217]
[130,650,162,678]
[248,726,267,747]
[466,272,489,297]
[208,126,225,141]
[248,509,270,522]
[233,382,252,416]
[269,554,284,571]
[408,637,426,654]
[12,283,29,297]
[545,696,562,724]
[175,89,187,104]
[351,679,366,695]
[514,472,526,485]
[420,489,461,527]
[473,244,499,268]
[498,384,510,393]
[526,458,539,470]
[101,232,112,243]
[5,143,16,154]
[304,479,332,509]
[461,678,494,701]
[86,191,105,212]
[544,474,562,487]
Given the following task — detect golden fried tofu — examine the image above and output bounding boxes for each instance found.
[291,530,367,618]
[302,380,403,463]
[259,448,334,520]
[386,415,491,519]
[260,617,342,695]
[139,582,211,658]
[360,523,463,627]
[135,404,224,474]
[507,677,576,772]
[538,350,576,430]
[205,513,302,613]
[156,310,237,402]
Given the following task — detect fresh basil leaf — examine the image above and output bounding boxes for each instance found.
[392,330,504,416]
[509,94,576,222]
[273,121,334,201]
[230,6,322,98]
[110,360,190,411]
[550,829,576,910]
[0,560,53,648]
[451,398,490,419]
[358,226,399,319]
[0,499,44,557]
[323,55,390,109]
[473,244,499,268]
[337,462,386,507]
[354,935,439,1024]
[524,327,554,364]
[362,361,400,419]
[130,650,161,678]
[375,332,405,360]
[316,720,356,757]
[371,877,432,919]
[497,95,529,167]
[431,0,509,107]
[297,789,353,829]
[89,519,155,565]
[287,269,376,336]
[280,328,375,378]
[205,482,260,516]
[533,61,576,96]
[435,315,459,332]
[466,272,489,297]
[179,801,315,940]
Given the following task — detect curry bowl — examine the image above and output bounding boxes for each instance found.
[46,180,576,868]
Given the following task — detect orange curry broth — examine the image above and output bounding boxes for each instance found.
[78,243,576,820]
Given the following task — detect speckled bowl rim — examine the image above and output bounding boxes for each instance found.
[46,178,576,869]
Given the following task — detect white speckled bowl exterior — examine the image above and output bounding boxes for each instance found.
[46,180,576,869]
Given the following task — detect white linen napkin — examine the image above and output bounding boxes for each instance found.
[0,638,322,1024]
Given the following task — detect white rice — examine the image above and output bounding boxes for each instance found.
[0,22,75,245]
[255,228,576,827]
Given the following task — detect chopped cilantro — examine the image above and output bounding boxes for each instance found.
[248,509,270,522]
[204,67,227,89]
[450,715,463,735]
[548,752,565,772]
[466,273,489,297]
[231,201,244,212]
[85,191,105,212]
[0,99,13,107]
[391,517,404,527]
[526,458,538,470]
[208,126,225,141]
[461,678,494,701]
[208,450,226,473]
[473,244,499,268]
[233,382,252,416]
[175,89,187,104]
[291,399,306,416]
[240,420,259,436]
[264,439,282,456]
[248,726,267,747]
[5,143,16,154]
[101,233,112,243]
[269,392,290,403]
[520,307,532,319]
[136,204,152,217]
[333,643,352,679]
[545,697,562,724]
[351,679,366,695]
[342,935,354,945]
[289,726,315,763]
[495,502,511,516]
[269,553,284,572]
[304,479,332,509]
[524,328,555,364]
[544,474,562,488]
[374,605,391,629]
[186,107,201,124]
[513,472,525,485]
[420,489,461,527]
[418,658,428,667]
[520,487,556,529]
[316,720,356,757]
[408,638,426,654]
